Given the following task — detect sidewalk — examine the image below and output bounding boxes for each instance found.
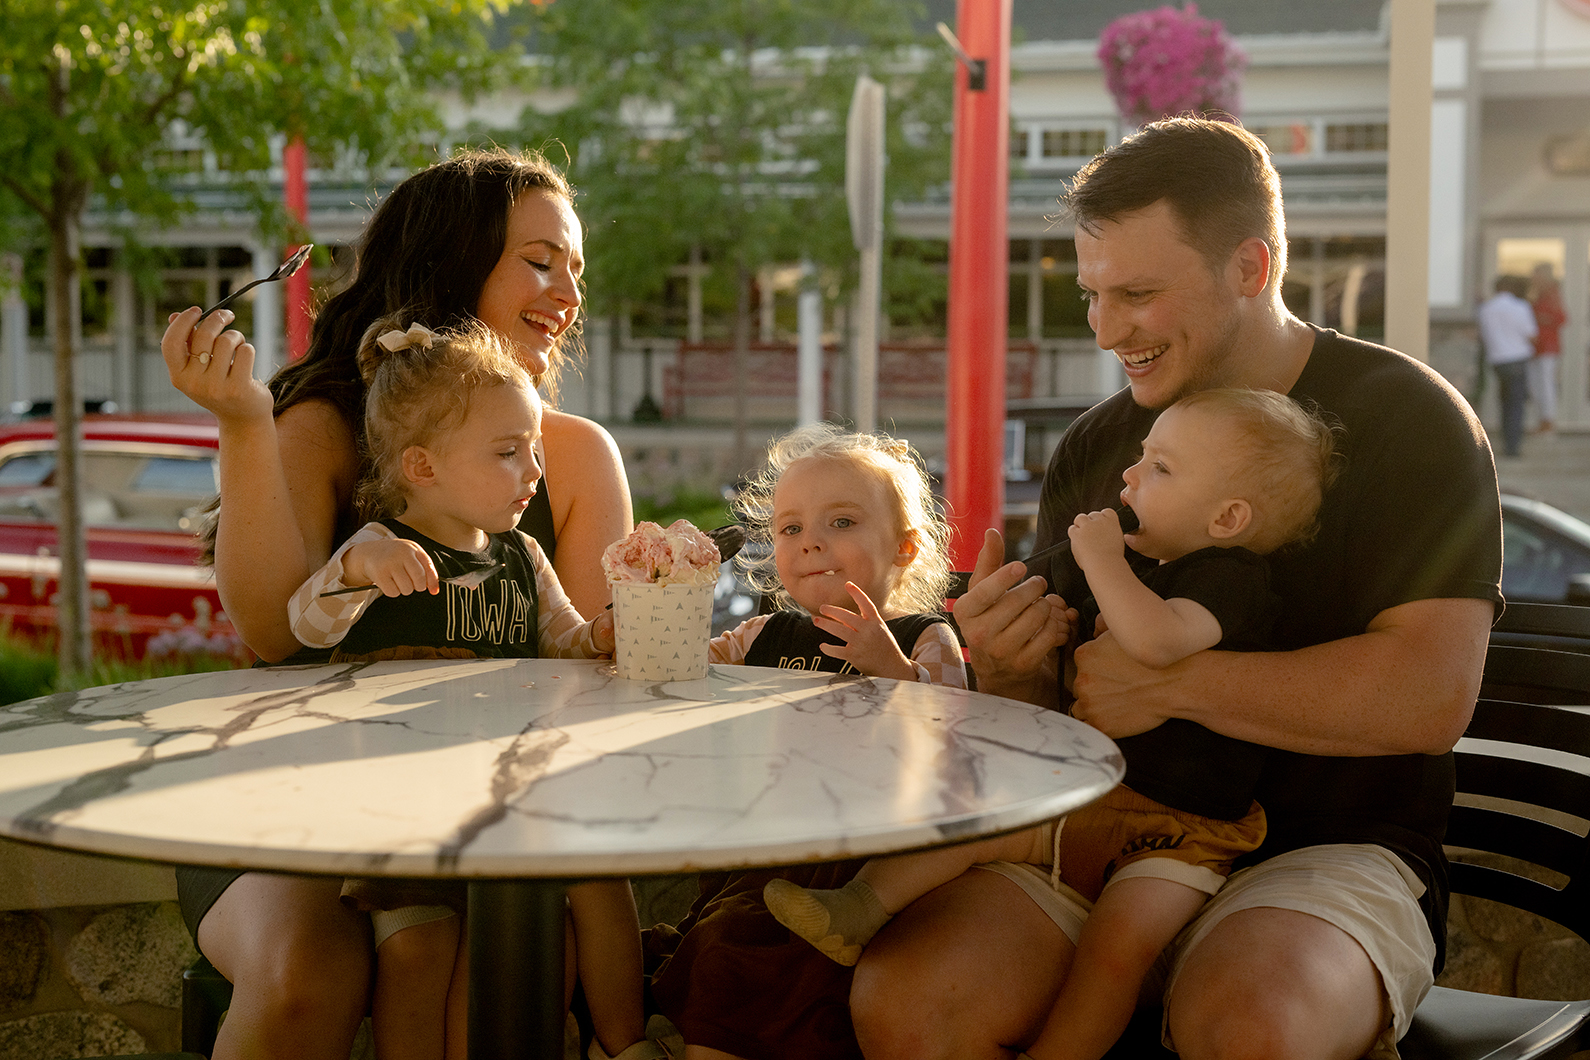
[1493,427,1590,523]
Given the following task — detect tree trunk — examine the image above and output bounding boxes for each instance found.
[48,166,91,679]
[732,263,753,475]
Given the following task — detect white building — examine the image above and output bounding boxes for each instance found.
[5,0,1588,433]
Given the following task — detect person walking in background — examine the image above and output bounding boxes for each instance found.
[1477,274,1538,458]
[1530,262,1566,434]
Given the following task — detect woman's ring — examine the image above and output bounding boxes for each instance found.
[197,352,211,365]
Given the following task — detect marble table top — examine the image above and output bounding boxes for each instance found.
[0,658,1123,879]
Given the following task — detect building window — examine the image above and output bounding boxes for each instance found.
[1253,123,1315,157]
[1041,128,1108,160]
[1011,128,1030,160]
[1325,122,1389,153]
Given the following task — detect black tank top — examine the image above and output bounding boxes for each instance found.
[742,610,947,674]
[332,520,542,659]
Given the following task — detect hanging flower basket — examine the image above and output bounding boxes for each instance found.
[1098,3,1247,127]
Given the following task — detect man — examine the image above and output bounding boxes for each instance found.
[850,118,1501,1060]
[1477,274,1538,457]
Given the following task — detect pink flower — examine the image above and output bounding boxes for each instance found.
[1098,3,1246,127]
[602,520,721,587]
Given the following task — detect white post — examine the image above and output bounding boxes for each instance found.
[587,315,613,421]
[112,259,134,410]
[1,254,26,411]
[251,244,281,382]
[797,260,823,426]
[1385,0,1435,362]
[847,74,886,434]
[687,245,704,345]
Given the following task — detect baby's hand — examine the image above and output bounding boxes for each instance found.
[592,609,616,655]
[342,539,439,597]
[1067,509,1125,573]
[812,583,918,682]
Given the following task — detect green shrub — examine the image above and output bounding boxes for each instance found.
[0,635,58,705]
[0,629,247,707]
[633,489,734,534]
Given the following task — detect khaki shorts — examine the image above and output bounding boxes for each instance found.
[1156,844,1435,1060]
[986,843,1435,1060]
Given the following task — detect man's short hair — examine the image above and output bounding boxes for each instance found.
[1061,117,1287,293]
[1494,274,1530,298]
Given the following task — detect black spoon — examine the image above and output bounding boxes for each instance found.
[196,244,314,324]
[707,523,746,563]
[1021,505,1139,592]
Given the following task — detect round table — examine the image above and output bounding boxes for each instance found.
[0,657,1123,1058]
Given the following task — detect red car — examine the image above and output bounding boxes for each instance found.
[0,415,245,661]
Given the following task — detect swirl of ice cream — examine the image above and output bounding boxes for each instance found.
[601,519,721,587]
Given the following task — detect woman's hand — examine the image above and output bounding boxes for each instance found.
[162,307,274,423]
[813,582,918,682]
[341,539,440,597]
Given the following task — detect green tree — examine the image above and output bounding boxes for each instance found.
[513,0,952,462]
[0,0,522,677]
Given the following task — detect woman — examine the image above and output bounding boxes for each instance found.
[1530,262,1566,434]
[161,148,633,1059]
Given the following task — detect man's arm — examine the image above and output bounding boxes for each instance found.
[1071,596,1492,756]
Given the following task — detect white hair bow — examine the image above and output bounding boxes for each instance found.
[375,323,440,352]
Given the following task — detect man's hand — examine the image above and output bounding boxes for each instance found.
[341,539,440,597]
[1069,631,1178,738]
[952,529,1075,704]
[815,583,917,681]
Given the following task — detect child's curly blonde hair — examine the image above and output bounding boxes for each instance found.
[732,424,953,615]
[354,315,533,520]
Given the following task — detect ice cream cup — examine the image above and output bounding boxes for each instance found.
[611,581,714,681]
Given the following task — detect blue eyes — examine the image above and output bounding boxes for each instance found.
[779,518,855,535]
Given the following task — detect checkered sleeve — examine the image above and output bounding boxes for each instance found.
[908,621,968,689]
[287,523,394,649]
[529,535,608,659]
[708,614,773,664]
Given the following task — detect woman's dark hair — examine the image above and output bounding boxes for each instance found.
[269,147,575,428]
[197,148,574,563]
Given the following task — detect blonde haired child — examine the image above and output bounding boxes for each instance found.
[708,423,963,687]
[287,318,668,1060]
[765,388,1340,1060]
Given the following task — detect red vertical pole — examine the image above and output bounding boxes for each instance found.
[944,0,1011,571]
[283,136,311,361]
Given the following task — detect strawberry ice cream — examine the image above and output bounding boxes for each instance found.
[602,520,721,587]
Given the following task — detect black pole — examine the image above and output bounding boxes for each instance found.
[468,879,568,1059]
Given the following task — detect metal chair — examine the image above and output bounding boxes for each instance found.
[180,955,232,1055]
[1397,603,1590,1060]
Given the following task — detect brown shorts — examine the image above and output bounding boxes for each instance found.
[1047,785,1266,902]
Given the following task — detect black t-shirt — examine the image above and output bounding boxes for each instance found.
[1037,326,1503,963]
[1077,546,1276,820]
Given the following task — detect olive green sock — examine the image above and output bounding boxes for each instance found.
[763,877,890,967]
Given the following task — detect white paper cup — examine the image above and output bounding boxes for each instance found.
[610,581,714,681]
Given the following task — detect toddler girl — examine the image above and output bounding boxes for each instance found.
[708,423,964,688]
[287,319,666,1060]
[764,388,1340,1060]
